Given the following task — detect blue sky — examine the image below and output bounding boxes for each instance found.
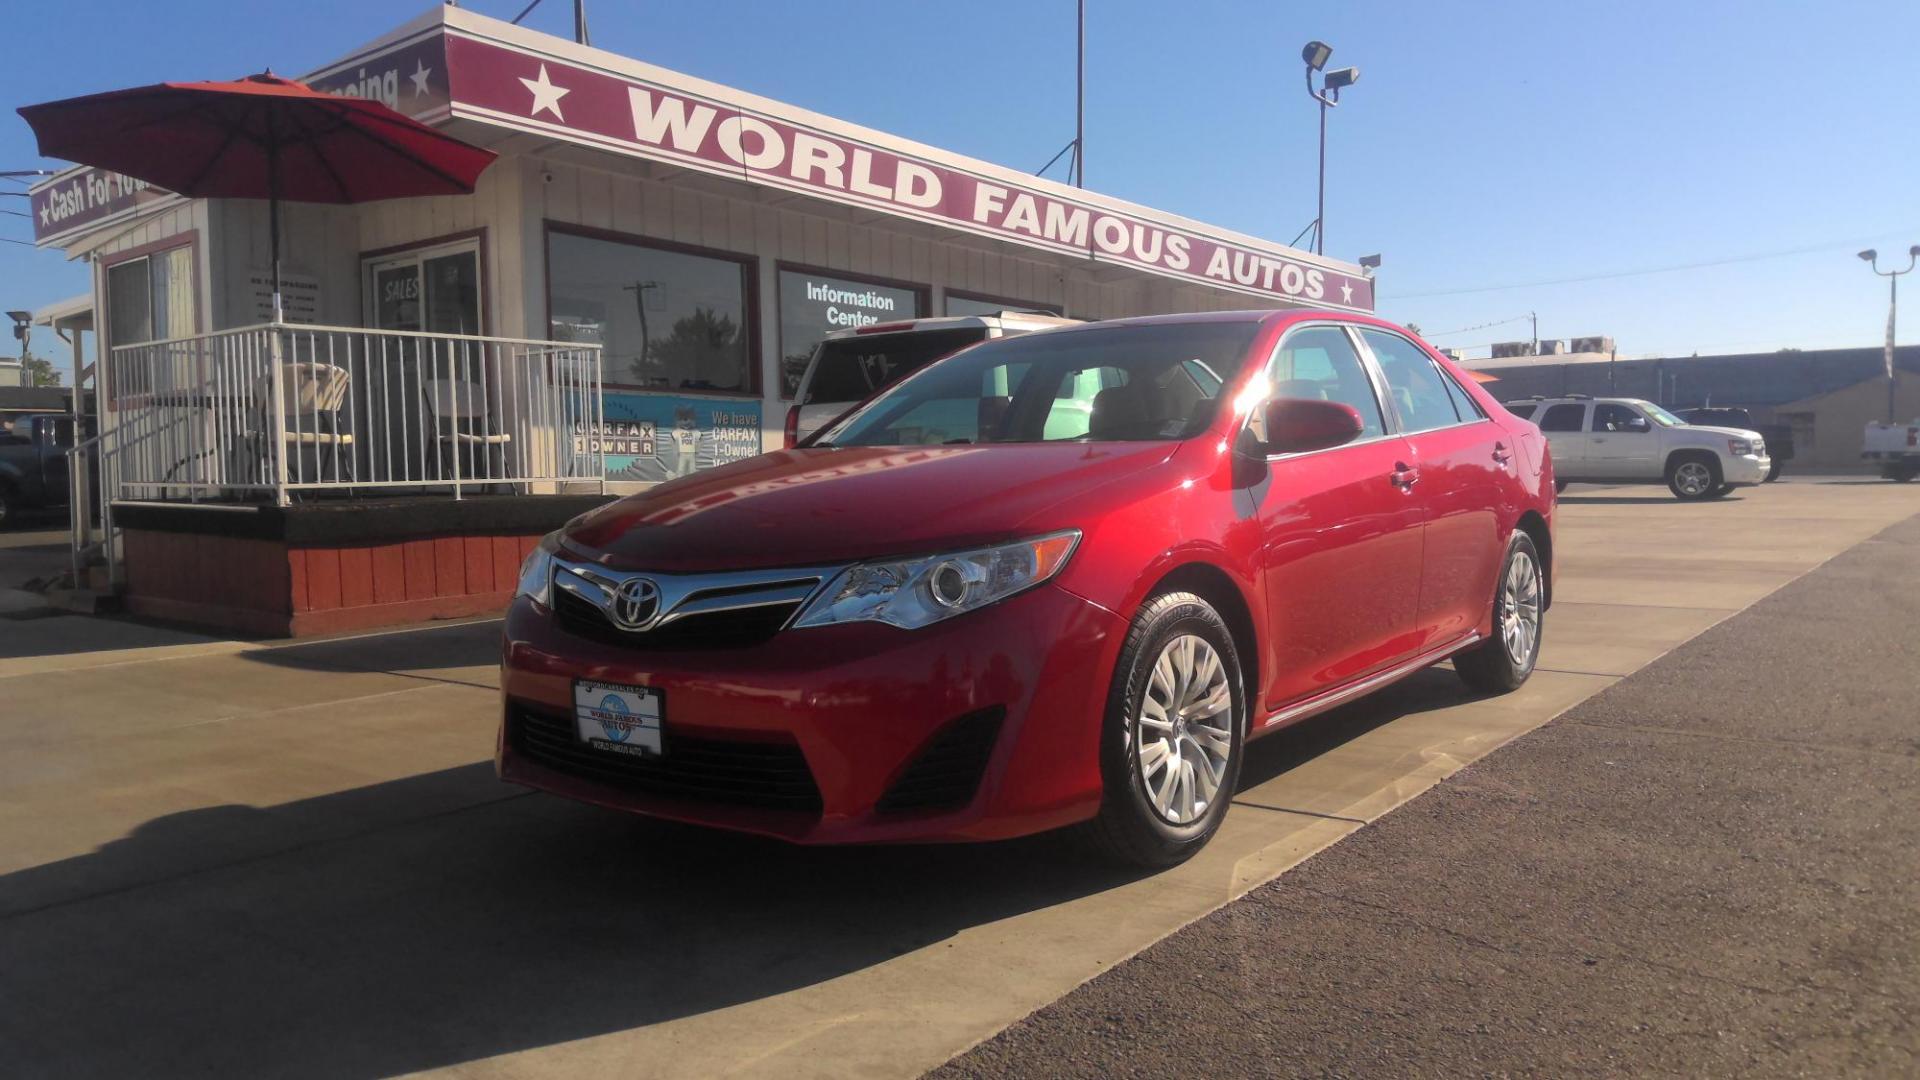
[3,0,1916,358]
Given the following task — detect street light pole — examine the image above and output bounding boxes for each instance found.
[1300,42,1357,257]
[1860,246,1918,424]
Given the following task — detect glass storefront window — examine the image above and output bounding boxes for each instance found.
[548,229,755,394]
[944,293,1061,318]
[777,268,923,398]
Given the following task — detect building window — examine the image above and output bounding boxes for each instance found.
[777,268,924,398]
[106,245,194,349]
[547,227,755,394]
[944,292,1061,318]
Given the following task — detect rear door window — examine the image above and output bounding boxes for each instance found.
[1537,403,1587,432]
[1361,329,1465,433]
[801,327,987,405]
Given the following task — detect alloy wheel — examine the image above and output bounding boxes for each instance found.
[1136,634,1234,826]
[1501,550,1542,667]
[1675,461,1713,497]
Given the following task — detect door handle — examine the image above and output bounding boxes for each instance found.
[1492,441,1512,465]
[1390,462,1419,489]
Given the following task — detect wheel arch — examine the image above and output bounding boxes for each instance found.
[1664,447,1721,475]
[1143,561,1260,708]
[1513,509,1553,611]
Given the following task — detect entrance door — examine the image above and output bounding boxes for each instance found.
[365,243,482,335]
[362,242,484,481]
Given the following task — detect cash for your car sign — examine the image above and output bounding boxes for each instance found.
[575,392,763,482]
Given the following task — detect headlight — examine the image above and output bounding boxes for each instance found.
[793,530,1080,630]
[515,532,561,607]
[1728,438,1752,456]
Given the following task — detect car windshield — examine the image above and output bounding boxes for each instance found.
[1639,402,1685,427]
[802,327,989,405]
[814,321,1262,446]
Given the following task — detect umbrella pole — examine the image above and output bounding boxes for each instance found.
[268,141,283,325]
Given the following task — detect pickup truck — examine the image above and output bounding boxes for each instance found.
[0,414,78,527]
[1862,420,1920,482]
[1503,395,1770,500]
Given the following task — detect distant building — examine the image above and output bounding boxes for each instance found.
[0,357,22,388]
[1467,344,1920,469]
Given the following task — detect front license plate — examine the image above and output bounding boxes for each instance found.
[573,679,663,758]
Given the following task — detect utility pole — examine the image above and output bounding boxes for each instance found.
[573,0,590,45]
[1859,246,1917,423]
[1530,311,1538,355]
[1074,0,1084,186]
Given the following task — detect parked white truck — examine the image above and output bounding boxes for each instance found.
[1862,420,1920,482]
[1503,395,1771,500]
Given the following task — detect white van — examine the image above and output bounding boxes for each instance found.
[784,311,1080,446]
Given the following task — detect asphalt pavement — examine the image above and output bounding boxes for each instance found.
[935,511,1920,1078]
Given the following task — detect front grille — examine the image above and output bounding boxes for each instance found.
[876,707,1005,815]
[510,704,823,814]
[552,587,800,650]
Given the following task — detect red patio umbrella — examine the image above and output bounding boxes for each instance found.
[18,73,496,319]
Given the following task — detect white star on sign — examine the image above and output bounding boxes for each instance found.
[1340,280,1354,305]
[38,202,49,227]
[520,63,570,122]
[410,59,432,99]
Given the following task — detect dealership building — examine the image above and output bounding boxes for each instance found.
[25,5,1372,634]
[32,4,1373,469]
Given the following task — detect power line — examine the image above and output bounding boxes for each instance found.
[1424,314,1533,338]
[1383,230,1920,300]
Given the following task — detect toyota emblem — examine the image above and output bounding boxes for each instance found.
[609,577,662,631]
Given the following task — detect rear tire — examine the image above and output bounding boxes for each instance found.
[1089,590,1246,869]
[1554,479,1569,494]
[0,487,14,531]
[1666,455,1721,500]
[1455,532,1544,694]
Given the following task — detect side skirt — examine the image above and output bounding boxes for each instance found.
[1255,632,1482,734]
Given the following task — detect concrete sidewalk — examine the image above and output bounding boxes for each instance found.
[1,480,1917,1078]
[937,511,1920,1078]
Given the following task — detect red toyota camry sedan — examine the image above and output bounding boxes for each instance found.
[499,310,1555,866]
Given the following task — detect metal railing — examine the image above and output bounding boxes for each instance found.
[98,322,606,505]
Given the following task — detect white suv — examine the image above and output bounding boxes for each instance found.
[1504,396,1771,500]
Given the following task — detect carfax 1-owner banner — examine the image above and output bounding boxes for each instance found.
[575,393,764,482]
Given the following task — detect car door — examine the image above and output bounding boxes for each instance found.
[1587,402,1657,478]
[1250,324,1426,711]
[1534,402,1589,477]
[1358,328,1506,650]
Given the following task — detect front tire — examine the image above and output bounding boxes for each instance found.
[1455,532,1544,693]
[1089,590,1246,869]
[1666,455,1721,500]
[1765,460,1783,482]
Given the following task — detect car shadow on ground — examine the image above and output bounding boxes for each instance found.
[0,619,1472,1077]
[1557,494,1743,505]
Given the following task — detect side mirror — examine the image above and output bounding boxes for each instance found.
[1262,397,1365,455]
[1626,416,1651,433]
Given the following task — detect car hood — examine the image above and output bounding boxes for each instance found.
[1681,424,1765,443]
[562,442,1181,572]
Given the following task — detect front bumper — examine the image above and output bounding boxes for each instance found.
[1723,453,1770,486]
[497,583,1125,844]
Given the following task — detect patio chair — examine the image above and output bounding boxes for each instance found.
[251,361,355,489]
[423,378,513,487]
